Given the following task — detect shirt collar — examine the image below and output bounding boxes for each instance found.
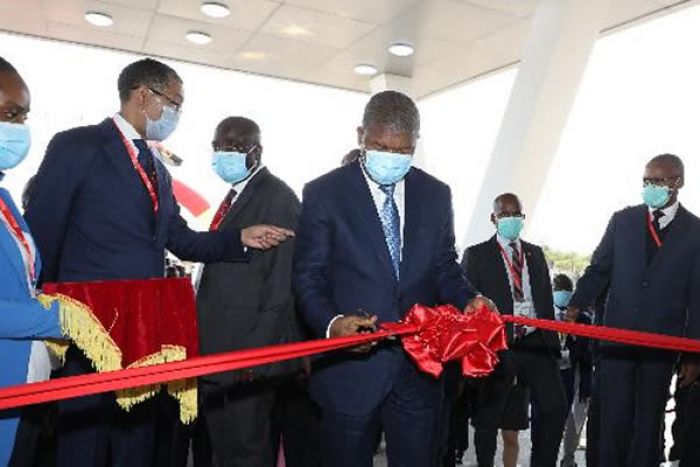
[648,200,680,221]
[497,234,521,250]
[112,113,141,141]
[359,161,405,194]
[232,164,265,194]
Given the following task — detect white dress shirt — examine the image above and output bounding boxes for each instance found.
[496,234,533,303]
[648,200,679,230]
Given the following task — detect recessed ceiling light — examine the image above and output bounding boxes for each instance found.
[186,31,212,45]
[281,24,313,37]
[84,11,114,27]
[201,2,230,18]
[388,43,414,57]
[354,64,378,76]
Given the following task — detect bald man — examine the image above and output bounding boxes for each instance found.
[197,117,303,467]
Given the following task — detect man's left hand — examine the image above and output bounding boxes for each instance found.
[464,296,498,314]
[679,361,700,387]
[241,225,295,250]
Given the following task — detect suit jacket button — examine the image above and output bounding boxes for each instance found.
[397,292,404,300]
[641,281,649,288]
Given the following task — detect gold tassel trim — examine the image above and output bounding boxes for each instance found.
[39,294,197,424]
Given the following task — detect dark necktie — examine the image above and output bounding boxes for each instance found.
[652,209,665,234]
[134,139,157,187]
[210,189,237,231]
[509,242,524,302]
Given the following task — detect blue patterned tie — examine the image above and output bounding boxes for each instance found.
[379,184,401,279]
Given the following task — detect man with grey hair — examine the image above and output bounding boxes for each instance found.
[294,90,495,466]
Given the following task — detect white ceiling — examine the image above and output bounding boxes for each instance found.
[0,0,697,98]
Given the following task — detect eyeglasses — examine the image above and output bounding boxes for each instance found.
[148,87,183,112]
[494,213,524,219]
[643,176,680,187]
[214,144,258,154]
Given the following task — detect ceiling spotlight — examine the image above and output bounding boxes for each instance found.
[354,64,378,76]
[388,43,414,57]
[84,11,114,27]
[186,31,213,45]
[201,2,230,18]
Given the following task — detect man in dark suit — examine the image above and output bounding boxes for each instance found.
[197,116,303,467]
[462,193,567,467]
[293,90,492,467]
[567,154,700,467]
[24,59,293,467]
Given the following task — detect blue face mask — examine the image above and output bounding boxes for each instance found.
[553,290,573,309]
[363,149,413,185]
[496,216,524,241]
[146,105,180,141]
[0,121,31,170]
[642,184,672,209]
[212,151,255,185]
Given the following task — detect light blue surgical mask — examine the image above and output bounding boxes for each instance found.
[363,149,413,185]
[0,121,31,170]
[146,105,180,141]
[642,184,672,209]
[212,151,255,185]
[496,216,524,241]
[553,290,573,309]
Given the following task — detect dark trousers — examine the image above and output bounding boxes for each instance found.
[586,368,600,467]
[442,377,476,467]
[678,383,700,466]
[272,377,322,467]
[472,346,567,467]
[200,378,277,467]
[56,347,156,467]
[320,361,441,467]
[597,347,675,467]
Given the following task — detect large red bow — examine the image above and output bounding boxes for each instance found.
[383,304,508,378]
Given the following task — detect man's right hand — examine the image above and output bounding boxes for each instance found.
[241,225,295,250]
[329,314,378,353]
[565,306,579,322]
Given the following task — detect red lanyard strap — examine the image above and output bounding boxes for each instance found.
[0,197,35,282]
[497,242,524,290]
[112,119,159,213]
[647,212,662,248]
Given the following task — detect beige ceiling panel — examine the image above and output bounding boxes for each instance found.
[390,0,518,46]
[471,18,531,54]
[0,0,48,36]
[456,0,537,18]
[44,0,153,37]
[45,21,144,51]
[234,33,338,71]
[284,0,417,23]
[605,0,661,28]
[142,38,234,68]
[259,4,375,49]
[147,14,251,54]
[157,0,282,32]
[100,0,159,8]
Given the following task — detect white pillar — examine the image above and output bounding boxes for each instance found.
[368,73,428,169]
[463,0,611,246]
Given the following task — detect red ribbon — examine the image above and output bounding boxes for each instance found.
[2,305,700,412]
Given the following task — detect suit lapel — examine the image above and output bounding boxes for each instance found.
[346,161,396,280]
[399,169,421,280]
[487,236,514,312]
[647,204,690,274]
[0,189,31,288]
[219,168,270,230]
[153,159,168,235]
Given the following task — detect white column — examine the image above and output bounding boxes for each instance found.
[463,0,611,246]
[368,73,428,168]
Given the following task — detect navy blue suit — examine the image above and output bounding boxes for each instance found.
[24,118,247,467]
[570,204,700,467]
[293,161,476,467]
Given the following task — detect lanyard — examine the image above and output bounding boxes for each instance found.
[112,118,159,213]
[497,242,524,291]
[647,212,662,248]
[0,197,35,283]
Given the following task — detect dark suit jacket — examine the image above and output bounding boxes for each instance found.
[293,160,477,415]
[571,204,700,340]
[461,236,560,353]
[25,118,246,283]
[197,168,301,384]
